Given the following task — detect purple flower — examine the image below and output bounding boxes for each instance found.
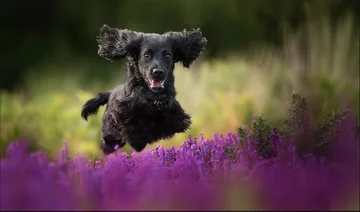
[1,120,358,211]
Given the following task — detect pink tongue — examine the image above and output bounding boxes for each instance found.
[151,80,162,88]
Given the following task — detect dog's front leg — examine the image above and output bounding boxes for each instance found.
[166,99,192,133]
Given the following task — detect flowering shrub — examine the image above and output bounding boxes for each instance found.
[1,112,358,211]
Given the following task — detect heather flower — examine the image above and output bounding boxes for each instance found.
[60,140,70,162]
[114,144,119,150]
[1,114,358,211]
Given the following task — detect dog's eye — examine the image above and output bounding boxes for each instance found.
[165,54,172,60]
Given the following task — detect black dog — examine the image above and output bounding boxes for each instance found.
[81,25,207,155]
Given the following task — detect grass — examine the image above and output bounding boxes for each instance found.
[0,13,358,160]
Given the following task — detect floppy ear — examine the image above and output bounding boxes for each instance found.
[167,28,207,68]
[97,24,143,62]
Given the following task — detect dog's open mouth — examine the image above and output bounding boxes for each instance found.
[149,79,165,89]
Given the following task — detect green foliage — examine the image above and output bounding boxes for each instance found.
[232,91,356,160]
[249,115,274,159]
[237,127,247,145]
[223,145,238,162]
[279,91,351,158]
[313,109,349,157]
[236,115,278,160]
[280,92,312,154]
[0,90,136,160]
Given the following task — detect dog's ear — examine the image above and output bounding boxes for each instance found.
[167,28,207,68]
[97,25,143,62]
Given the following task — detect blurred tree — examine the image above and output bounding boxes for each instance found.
[1,0,358,91]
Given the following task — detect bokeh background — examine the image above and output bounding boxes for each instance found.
[1,0,359,160]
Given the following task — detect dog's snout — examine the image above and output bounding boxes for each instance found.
[152,69,165,77]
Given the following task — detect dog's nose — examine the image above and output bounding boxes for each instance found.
[152,69,164,77]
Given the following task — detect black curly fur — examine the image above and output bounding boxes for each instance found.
[81,25,207,154]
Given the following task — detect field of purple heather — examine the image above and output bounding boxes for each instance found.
[1,113,358,211]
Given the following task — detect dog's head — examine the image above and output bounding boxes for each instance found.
[97,25,207,93]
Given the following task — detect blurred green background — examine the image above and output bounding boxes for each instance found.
[1,0,359,160]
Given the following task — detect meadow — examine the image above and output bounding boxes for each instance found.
[0,13,359,210]
[1,13,358,159]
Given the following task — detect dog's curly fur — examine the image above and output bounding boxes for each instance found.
[81,25,207,155]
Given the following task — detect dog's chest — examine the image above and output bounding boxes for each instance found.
[114,92,186,128]
[110,95,190,140]
[133,103,172,123]
[129,101,177,127]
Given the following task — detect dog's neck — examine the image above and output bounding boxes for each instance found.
[125,61,176,98]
